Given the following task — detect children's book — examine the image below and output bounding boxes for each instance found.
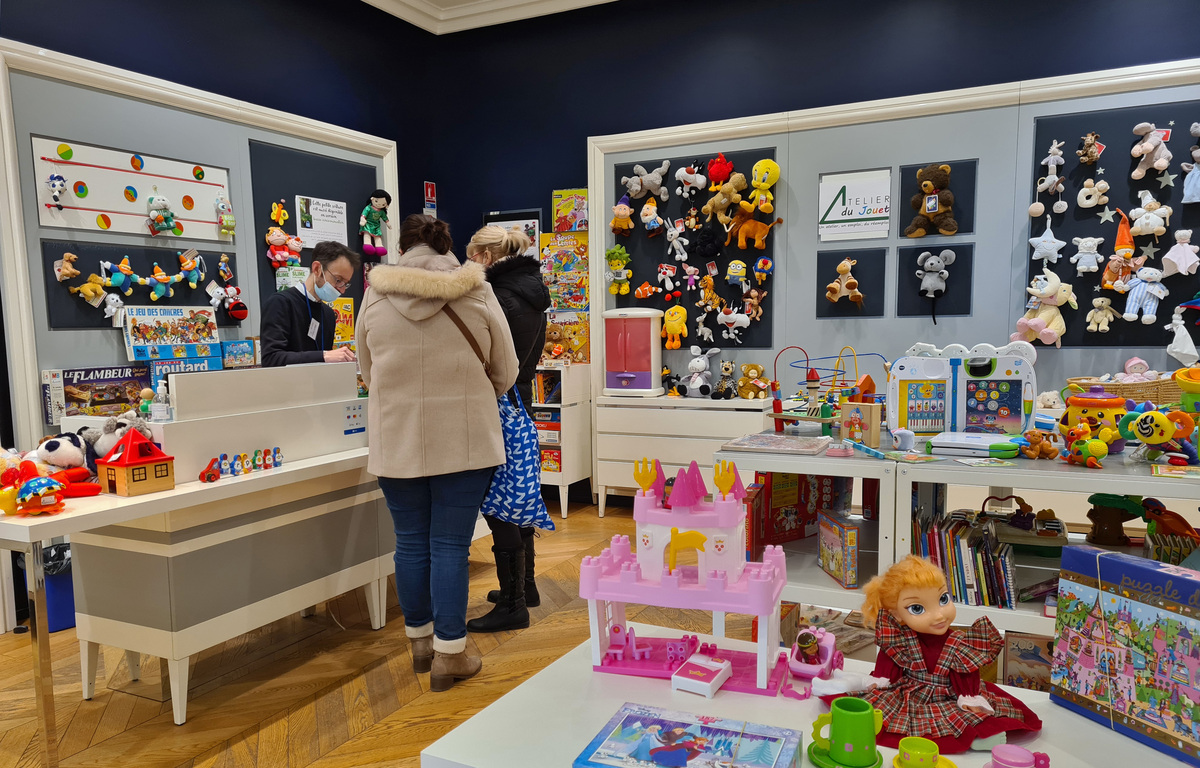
[551,188,588,232]
[547,310,590,363]
[884,451,944,463]
[954,457,1016,467]
[1150,464,1200,479]
[573,701,803,768]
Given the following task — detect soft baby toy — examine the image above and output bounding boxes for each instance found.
[1182,123,1200,204]
[1077,132,1101,165]
[543,323,567,359]
[1086,297,1118,333]
[1166,310,1200,367]
[707,153,734,191]
[146,189,176,235]
[1163,229,1200,278]
[1114,266,1168,324]
[915,249,955,297]
[1030,139,1067,216]
[826,257,863,307]
[1101,210,1146,290]
[736,363,769,400]
[622,161,671,201]
[741,158,781,214]
[604,245,632,295]
[904,163,958,237]
[1012,267,1076,348]
[676,346,721,398]
[1076,179,1109,209]
[665,220,689,261]
[103,292,124,319]
[674,161,707,200]
[640,198,665,237]
[35,432,99,475]
[1130,122,1173,180]
[610,195,635,236]
[661,305,688,350]
[682,263,701,291]
[68,274,107,304]
[1070,236,1105,275]
[1119,357,1152,383]
[83,410,152,459]
[1029,216,1066,265]
[701,172,748,225]
[717,307,750,344]
[1128,189,1172,239]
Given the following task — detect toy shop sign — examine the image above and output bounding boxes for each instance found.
[818,169,891,241]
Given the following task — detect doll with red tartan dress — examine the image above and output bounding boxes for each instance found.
[837,556,1042,753]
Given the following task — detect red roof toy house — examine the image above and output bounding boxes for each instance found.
[95,429,175,496]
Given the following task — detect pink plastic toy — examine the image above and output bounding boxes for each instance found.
[788,626,845,680]
[984,743,1050,768]
[580,458,788,694]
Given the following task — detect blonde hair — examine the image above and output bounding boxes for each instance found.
[467,225,531,265]
[860,555,947,629]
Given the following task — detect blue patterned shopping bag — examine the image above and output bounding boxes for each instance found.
[480,388,554,530]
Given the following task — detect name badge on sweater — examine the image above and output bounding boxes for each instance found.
[308,318,320,340]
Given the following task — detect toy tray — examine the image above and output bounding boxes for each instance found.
[595,638,789,697]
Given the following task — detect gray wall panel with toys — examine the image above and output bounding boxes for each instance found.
[595,79,1200,400]
[11,71,385,385]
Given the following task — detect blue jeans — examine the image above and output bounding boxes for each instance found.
[378,467,494,641]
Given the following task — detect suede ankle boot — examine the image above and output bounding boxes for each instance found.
[487,533,539,607]
[468,546,529,633]
[430,637,481,692]
[406,623,434,673]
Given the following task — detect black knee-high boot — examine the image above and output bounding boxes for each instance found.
[487,530,539,607]
[467,545,529,633]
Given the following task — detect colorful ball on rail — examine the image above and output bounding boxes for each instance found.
[192,166,205,180]
[172,222,184,236]
[73,181,88,198]
[96,214,111,230]
[182,195,194,211]
[56,144,73,161]
[124,186,138,202]
[130,154,144,171]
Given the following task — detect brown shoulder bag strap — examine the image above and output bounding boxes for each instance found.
[442,304,491,375]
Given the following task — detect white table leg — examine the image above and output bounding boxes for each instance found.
[166,656,191,725]
[125,649,141,681]
[0,551,15,633]
[300,605,316,618]
[598,486,607,518]
[80,641,99,700]
[712,611,726,638]
[560,485,569,519]
[365,578,386,630]
[26,542,59,766]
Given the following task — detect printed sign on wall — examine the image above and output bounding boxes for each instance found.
[817,169,891,241]
[34,137,233,242]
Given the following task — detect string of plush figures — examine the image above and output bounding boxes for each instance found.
[607,156,781,347]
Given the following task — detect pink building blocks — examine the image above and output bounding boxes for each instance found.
[580,459,789,695]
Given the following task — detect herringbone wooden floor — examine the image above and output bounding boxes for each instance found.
[0,502,756,768]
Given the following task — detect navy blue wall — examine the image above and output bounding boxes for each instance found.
[4,0,1200,247]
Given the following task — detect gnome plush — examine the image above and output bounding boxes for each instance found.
[1101,210,1146,290]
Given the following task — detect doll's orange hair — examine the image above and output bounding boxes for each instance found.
[860,555,947,629]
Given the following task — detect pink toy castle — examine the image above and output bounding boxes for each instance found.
[579,459,788,695]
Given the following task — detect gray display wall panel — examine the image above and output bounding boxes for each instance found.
[11,72,385,377]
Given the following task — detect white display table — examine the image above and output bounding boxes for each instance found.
[422,623,1145,768]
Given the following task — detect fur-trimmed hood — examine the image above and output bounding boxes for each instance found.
[366,244,487,321]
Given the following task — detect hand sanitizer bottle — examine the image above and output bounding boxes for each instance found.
[150,381,173,422]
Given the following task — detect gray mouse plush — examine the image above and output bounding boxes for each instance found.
[916,249,956,297]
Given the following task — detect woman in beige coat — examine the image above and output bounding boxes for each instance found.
[356,214,517,692]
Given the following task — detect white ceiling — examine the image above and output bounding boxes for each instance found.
[363,0,616,34]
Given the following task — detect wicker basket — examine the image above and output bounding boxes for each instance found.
[1065,376,1183,405]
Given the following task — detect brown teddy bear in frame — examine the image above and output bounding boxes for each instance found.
[904,163,958,237]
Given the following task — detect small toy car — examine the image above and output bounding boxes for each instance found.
[198,458,220,483]
[788,626,844,681]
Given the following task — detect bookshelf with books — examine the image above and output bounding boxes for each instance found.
[534,364,591,518]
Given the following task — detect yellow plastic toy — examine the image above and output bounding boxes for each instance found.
[667,527,707,572]
[633,457,656,494]
[0,485,16,515]
[713,460,736,499]
[661,305,688,349]
[741,158,781,214]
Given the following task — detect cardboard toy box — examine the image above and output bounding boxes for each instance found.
[1003,631,1053,693]
[818,510,860,588]
[743,482,767,561]
[751,472,851,550]
[752,600,802,644]
[1051,544,1200,766]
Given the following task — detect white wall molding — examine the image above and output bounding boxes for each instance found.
[364,0,615,34]
[0,39,399,448]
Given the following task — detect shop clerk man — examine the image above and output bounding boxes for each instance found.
[261,241,361,367]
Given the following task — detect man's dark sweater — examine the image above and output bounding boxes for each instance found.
[260,285,338,367]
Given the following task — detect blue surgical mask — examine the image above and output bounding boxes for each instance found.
[313,270,340,302]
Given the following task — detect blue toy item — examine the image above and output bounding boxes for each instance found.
[887,342,1037,438]
[100,257,141,296]
[177,250,205,289]
[272,447,283,466]
[141,263,178,301]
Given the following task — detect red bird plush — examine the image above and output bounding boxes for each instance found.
[706,153,734,191]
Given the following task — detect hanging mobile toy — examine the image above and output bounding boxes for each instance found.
[146,187,176,235]
[218,254,234,282]
[99,257,141,296]
[359,188,392,259]
[270,198,289,227]
[45,174,68,211]
[177,249,206,289]
[1029,140,1067,216]
[215,194,236,236]
[140,263,180,301]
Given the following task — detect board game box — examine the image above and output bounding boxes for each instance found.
[41,365,150,424]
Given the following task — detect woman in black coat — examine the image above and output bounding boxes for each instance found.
[463,225,550,632]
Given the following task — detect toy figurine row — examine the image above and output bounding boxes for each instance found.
[43,174,236,238]
[62,249,245,319]
[198,448,284,482]
[661,347,769,401]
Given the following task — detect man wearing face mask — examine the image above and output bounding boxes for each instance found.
[260,241,361,367]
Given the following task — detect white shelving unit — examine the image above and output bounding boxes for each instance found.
[534,364,592,518]
[595,397,773,516]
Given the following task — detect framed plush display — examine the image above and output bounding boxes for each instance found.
[897,159,977,238]
[896,244,975,321]
[814,248,886,319]
[1028,103,1200,349]
[612,149,778,349]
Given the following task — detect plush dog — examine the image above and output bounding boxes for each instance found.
[622,161,671,201]
[57,252,81,281]
[701,173,747,226]
[1130,122,1173,180]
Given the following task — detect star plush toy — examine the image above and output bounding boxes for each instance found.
[1029,215,1066,265]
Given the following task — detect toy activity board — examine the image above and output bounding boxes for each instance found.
[33,136,232,241]
[1029,101,1200,349]
[887,341,1038,437]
